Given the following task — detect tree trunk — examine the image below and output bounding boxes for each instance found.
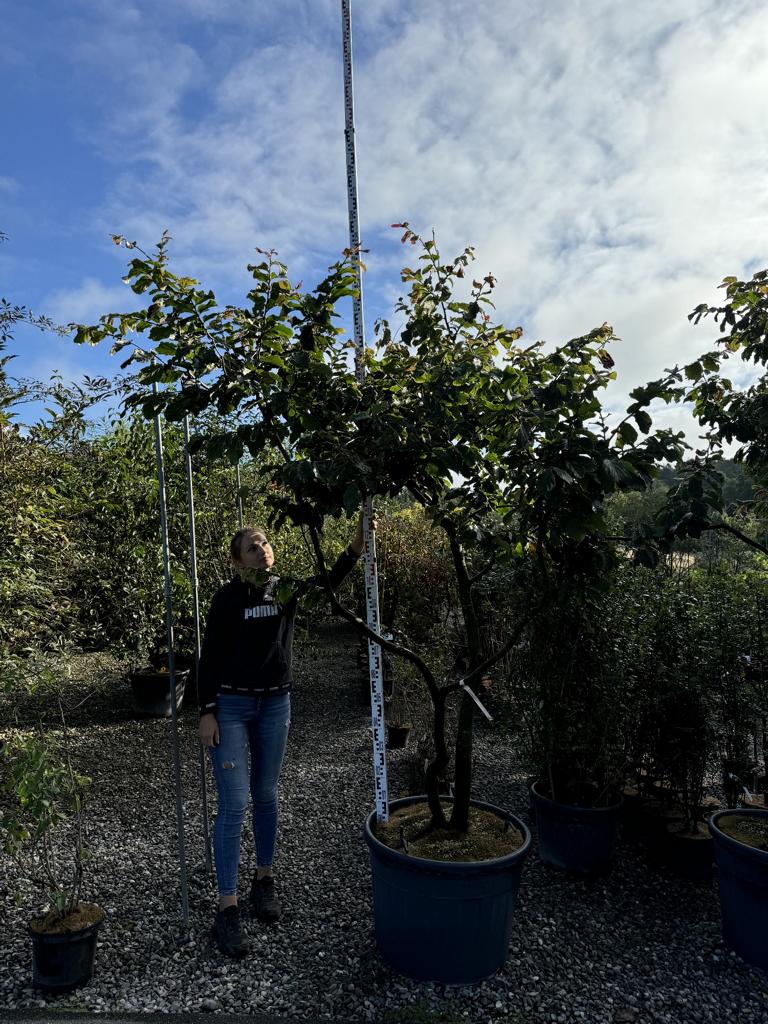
[425,688,449,828]
[446,531,484,833]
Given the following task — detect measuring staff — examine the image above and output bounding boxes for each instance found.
[340,0,390,826]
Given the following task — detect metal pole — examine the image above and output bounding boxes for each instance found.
[341,0,389,822]
[235,462,244,530]
[152,383,190,923]
[184,414,212,874]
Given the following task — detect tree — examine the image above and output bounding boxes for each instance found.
[646,268,768,560]
[75,229,684,838]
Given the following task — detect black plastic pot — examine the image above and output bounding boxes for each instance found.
[530,781,623,876]
[658,822,714,881]
[364,796,531,984]
[30,911,103,992]
[710,808,768,971]
[129,668,189,718]
[386,724,411,749]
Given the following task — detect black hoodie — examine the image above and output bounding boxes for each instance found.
[197,546,360,715]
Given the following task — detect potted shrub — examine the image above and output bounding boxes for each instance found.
[517,576,629,876]
[638,262,768,968]
[623,573,718,877]
[75,228,684,981]
[0,662,103,992]
[652,688,716,880]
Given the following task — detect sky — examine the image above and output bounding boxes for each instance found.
[3,0,768,448]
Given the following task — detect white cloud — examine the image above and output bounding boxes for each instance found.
[24,0,768,446]
[44,277,141,325]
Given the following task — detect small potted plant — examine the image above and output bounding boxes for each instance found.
[0,664,103,992]
[127,632,190,718]
[385,678,413,750]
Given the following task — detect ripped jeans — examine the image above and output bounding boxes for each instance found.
[209,692,291,896]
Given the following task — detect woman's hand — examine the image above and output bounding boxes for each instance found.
[199,713,220,747]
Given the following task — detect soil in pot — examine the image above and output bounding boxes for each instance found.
[717,813,768,851]
[31,903,104,935]
[374,800,525,861]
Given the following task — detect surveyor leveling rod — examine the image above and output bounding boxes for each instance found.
[340,0,389,823]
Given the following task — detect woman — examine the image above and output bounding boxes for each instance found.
[197,514,368,958]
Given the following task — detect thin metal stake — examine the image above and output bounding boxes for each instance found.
[184,414,212,874]
[235,462,244,530]
[341,0,388,823]
[152,383,190,924]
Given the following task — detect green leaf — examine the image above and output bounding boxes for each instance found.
[617,422,638,445]
[633,410,652,434]
[342,485,362,514]
[684,361,703,381]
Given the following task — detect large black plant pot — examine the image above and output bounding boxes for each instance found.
[30,906,104,992]
[364,795,531,984]
[129,668,189,718]
[385,723,411,749]
[710,808,768,971]
[655,823,714,881]
[530,781,623,876]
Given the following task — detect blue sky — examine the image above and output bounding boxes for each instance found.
[3,0,768,443]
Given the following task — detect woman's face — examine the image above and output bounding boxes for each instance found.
[236,529,275,571]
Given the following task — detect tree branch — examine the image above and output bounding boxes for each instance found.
[469,553,496,587]
[460,598,546,690]
[701,520,768,557]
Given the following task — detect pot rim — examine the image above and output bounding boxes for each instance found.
[130,667,190,679]
[530,779,623,814]
[709,807,768,859]
[364,794,531,873]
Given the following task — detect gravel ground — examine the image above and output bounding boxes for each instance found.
[2,624,768,1024]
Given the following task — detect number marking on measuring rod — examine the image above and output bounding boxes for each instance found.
[341,0,388,822]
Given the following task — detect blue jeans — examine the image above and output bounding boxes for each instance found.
[208,692,291,896]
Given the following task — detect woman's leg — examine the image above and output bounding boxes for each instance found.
[248,692,291,871]
[209,696,253,905]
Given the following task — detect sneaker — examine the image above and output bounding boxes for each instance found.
[213,905,250,958]
[250,873,282,923]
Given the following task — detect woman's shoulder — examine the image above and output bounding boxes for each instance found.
[211,578,242,604]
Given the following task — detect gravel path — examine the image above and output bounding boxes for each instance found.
[1,625,767,1024]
